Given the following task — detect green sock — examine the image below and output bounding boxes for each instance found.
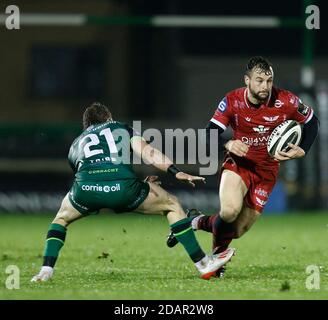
[170,218,205,263]
[43,223,67,267]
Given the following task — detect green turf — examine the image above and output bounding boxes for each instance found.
[0,212,327,300]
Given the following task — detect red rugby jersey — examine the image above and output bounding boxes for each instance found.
[210,87,313,166]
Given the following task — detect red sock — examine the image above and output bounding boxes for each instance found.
[212,214,235,253]
[197,214,217,233]
[198,213,235,253]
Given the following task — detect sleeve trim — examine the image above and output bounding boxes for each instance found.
[304,108,314,124]
[210,118,227,130]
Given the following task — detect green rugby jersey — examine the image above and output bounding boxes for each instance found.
[68,121,139,181]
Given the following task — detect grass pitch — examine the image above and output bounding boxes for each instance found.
[0,212,327,300]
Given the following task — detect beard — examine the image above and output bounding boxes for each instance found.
[249,86,270,103]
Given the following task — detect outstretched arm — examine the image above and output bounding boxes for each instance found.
[131,137,205,187]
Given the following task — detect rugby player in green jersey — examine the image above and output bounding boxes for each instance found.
[31,102,235,282]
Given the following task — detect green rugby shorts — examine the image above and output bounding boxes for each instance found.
[68,178,150,215]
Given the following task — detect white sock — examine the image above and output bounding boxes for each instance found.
[40,266,53,273]
[194,255,210,270]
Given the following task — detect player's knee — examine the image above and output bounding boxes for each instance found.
[220,205,240,223]
[52,210,74,227]
[167,194,180,211]
[166,194,185,219]
[52,216,69,227]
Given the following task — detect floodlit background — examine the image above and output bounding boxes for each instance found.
[0,0,327,214]
[0,0,328,302]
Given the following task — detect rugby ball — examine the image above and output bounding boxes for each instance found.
[267,120,302,157]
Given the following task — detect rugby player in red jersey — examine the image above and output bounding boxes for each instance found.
[167,56,319,276]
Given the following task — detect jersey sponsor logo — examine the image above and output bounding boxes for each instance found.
[255,188,269,198]
[289,96,296,105]
[245,117,252,122]
[88,168,119,175]
[82,183,121,193]
[252,125,270,134]
[263,115,279,122]
[241,135,269,146]
[297,99,310,116]
[217,97,227,112]
[255,196,267,207]
[274,100,284,108]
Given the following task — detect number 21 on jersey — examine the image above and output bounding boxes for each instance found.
[81,128,118,158]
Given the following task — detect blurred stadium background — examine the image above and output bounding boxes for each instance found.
[0,0,327,215]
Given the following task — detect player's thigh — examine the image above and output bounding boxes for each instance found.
[233,206,260,238]
[53,193,84,226]
[134,182,184,218]
[219,169,248,214]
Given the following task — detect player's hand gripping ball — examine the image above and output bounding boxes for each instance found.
[267,120,302,158]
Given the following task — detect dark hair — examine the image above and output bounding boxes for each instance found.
[245,56,273,77]
[83,102,112,129]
